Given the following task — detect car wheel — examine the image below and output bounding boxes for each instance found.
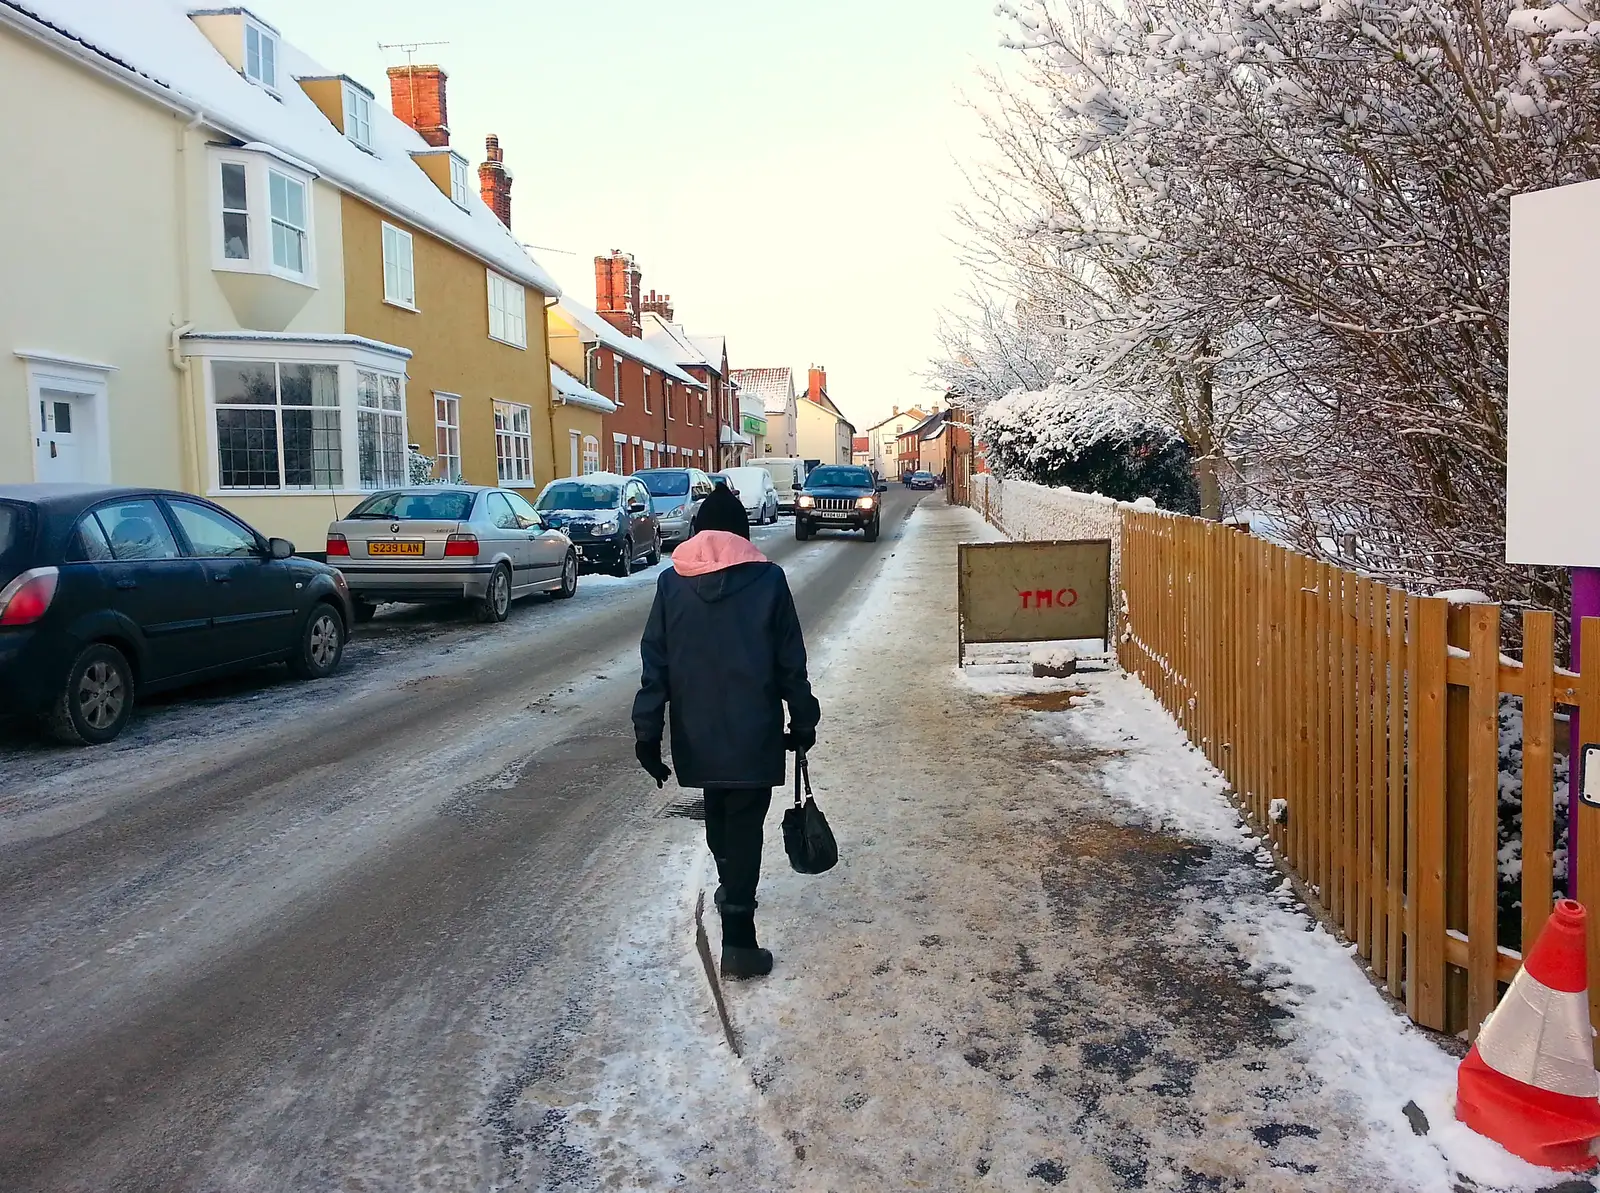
[645,533,661,567]
[865,517,881,543]
[289,603,346,678]
[555,550,578,599]
[45,642,134,746]
[795,521,811,542]
[475,563,513,624]
[353,600,377,624]
[614,539,635,578]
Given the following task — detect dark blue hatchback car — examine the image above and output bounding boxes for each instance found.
[0,485,353,745]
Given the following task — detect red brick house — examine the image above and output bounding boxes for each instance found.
[640,303,741,469]
[546,252,710,475]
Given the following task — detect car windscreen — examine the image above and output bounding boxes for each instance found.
[536,483,620,511]
[348,491,476,521]
[807,467,872,488]
[0,501,35,580]
[636,471,690,497]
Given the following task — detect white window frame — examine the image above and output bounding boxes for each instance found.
[15,351,115,485]
[642,368,652,415]
[187,338,409,497]
[582,436,601,475]
[356,369,407,490]
[612,358,621,403]
[667,380,675,422]
[210,148,317,286]
[487,270,527,349]
[434,392,461,482]
[568,429,581,478]
[612,433,626,474]
[495,401,534,484]
[343,82,373,151]
[244,16,278,92]
[268,170,309,277]
[449,154,471,208]
[382,223,416,310]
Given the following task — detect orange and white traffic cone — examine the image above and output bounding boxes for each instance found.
[1456,898,1600,1170]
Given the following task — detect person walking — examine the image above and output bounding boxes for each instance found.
[633,483,820,978]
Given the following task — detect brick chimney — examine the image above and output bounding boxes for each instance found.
[808,366,827,402]
[387,64,449,147]
[478,134,512,226]
[594,250,642,338]
[640,289,673,321]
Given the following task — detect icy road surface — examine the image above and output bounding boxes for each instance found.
[0,491,922,1191]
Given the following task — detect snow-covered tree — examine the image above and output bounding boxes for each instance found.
[943,0,1600,605]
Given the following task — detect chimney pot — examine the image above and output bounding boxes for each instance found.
[595,250,643,338]
[387,64,450,147]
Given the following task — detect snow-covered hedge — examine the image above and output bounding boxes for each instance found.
[970,473,1125,605]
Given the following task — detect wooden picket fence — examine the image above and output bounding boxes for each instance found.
[1119,508,1600,1044]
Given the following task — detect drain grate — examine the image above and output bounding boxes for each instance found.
[659,795,705,820]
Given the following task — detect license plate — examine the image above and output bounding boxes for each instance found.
[369,540,424,556]
[819,511,851,519]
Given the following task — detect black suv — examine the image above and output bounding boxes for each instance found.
[794,466,886,542]
[0,485,353,745]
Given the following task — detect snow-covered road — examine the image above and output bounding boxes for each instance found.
[0,491,923,1191]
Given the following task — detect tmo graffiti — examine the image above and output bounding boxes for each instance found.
[1018,588,1078,610]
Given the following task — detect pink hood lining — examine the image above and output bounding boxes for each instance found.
[671,531,769,577]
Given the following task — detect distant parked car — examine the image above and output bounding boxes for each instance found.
[632,467,715,546]
[328,487,576,623]
[710,467,781,525]
[907,471,937,491]
[0,484,353,745]
[794,465,883,543]
[535,474,660,577]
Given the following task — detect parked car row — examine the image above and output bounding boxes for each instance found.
[0,466,804,747]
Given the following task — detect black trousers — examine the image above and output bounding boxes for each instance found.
[704,787,772,946]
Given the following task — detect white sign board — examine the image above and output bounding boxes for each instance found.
[1507,179,1600,567]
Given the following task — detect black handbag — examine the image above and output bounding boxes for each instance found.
[782,754,838,875]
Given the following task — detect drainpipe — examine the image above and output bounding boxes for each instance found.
[543,295,561,483]
[172,105,205,493]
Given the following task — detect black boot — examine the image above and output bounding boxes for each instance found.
[719,905,773,979]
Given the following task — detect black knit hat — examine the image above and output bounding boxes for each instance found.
[693,482,750,539]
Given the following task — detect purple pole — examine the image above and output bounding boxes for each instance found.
[1568,567,1600,897]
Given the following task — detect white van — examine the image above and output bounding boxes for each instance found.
[751,457,806,512]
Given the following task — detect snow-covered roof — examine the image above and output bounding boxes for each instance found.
[862,408,925,433]
[10,0,559,298]
[553,300,702,388]
[640,316,727,379]
[549,364,616,415]
[729,368,795,415]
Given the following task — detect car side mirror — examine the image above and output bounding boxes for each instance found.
[877,482,888,492]
[268,537,294,560]
[519,516,543,531]
[628,499,647,512]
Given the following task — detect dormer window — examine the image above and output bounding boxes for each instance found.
[343,82,372,151]
[244,17,277,90]
[449,155,470,208]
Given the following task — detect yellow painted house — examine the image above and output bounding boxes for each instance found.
[0,1,573,547]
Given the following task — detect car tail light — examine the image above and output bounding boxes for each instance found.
[444,533,479,557]
[326,533,350,557]
[0,566,60,627]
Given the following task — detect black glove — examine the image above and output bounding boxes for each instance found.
[784,727,816,755]
[635,740,672,788]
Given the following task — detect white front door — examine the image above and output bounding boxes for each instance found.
[34,390,86,482]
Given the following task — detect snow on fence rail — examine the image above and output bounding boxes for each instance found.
[1119,506,1600,1052]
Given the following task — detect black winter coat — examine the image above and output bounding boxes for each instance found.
[632,559,820,789]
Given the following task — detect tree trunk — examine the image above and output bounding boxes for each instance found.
[1194,453,1223,521]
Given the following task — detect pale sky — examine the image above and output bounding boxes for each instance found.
[246,0,1004,432]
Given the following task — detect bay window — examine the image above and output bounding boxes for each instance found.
[212,149,317,284]
[188,334,411,496]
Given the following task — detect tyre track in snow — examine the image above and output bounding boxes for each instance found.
[0,489,925,1192]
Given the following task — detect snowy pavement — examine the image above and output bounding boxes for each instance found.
[541,501,1590,1192]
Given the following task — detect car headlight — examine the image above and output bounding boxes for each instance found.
[856,496,877,510]
[593,518,619,535]
[668,504,685,518]
[797,494,815,509]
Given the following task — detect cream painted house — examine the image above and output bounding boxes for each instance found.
[1,2,559,548]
